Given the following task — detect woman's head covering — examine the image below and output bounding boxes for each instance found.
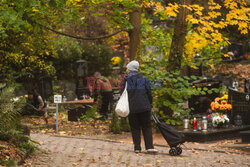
[126,60,139,71]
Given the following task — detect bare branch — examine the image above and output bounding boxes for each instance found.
[37,22,127,40]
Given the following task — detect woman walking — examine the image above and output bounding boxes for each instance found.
[121,60,158,154]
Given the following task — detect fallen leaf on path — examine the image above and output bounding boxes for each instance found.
[176,157,183,159]
[59,131,66,135]
[87,158,96,163]
[80,152,85,156]
[40,130,46,133]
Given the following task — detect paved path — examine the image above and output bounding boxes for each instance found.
[22,133,250,167]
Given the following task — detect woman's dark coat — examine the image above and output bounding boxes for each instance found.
[121,71,152,114]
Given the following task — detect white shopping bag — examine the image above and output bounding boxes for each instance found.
[115,82,129,117]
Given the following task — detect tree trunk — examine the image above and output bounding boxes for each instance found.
[162,0,191,117]
[168,0,191,71]
[128,1,142,60]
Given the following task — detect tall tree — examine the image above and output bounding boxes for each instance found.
[168,0,191,71]
[128,0,142,60]
[152,0,249,70]
[0,0,76,81]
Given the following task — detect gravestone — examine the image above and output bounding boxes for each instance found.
[76,60,89,99]
[245,78,250,93]
[188,78,221,115]
[212,74,233,88]
[39,76,53,100]
[64,81,77,101]
[228,42,244,58]
[228,88,250,125]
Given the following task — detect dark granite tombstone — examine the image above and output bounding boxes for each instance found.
[245,78,250,93]
[64,81,77,101]
[76,60,89,99]
[212,74,233,88]
[228,42,244,58]
[188,78,221,115]
[39,76,53,100]
[228,88,250,125]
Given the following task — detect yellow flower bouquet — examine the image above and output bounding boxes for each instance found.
[111,56,122,66]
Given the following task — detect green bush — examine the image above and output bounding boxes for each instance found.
[0,159,16,167]
[0,83,36,165]
[119,117,130,132]
[0,83,24,140]
[53,36,82,81]
[140,56,221,126]
[80,105,101,121]
[109,110,121,134]
[80,42,114,76]
[19,141,36,153]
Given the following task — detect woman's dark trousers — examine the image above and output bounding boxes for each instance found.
[128,111,154,151]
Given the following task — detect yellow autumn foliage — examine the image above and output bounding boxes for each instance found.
[153,0,248,66]
[184,32,207,57]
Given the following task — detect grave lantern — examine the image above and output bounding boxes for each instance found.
[183,115,189,130]
[197,115,202,131]
[202,115,208,131]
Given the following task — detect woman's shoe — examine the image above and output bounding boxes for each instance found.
[134,150,141,154]
[146,148,158,154]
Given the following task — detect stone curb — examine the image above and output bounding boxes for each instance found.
[154,143,249,155]
[53,134,121,143]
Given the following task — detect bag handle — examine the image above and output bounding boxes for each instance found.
[121,82,127,96]
[151,112,160,124]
